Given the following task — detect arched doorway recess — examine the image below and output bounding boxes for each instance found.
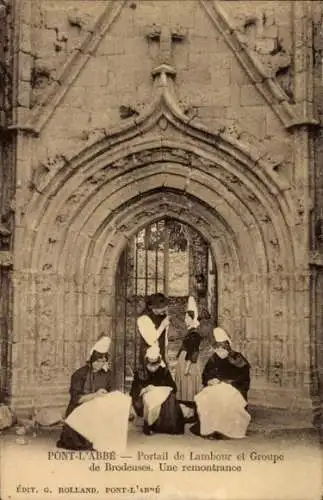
[11,70,312,416]
[115,216,217,388]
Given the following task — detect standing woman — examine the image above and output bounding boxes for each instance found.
[175,296,202,404]
[137,293,170,368]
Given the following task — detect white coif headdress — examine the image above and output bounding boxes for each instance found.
[186,296,200,329]
[90,336,111,356]
[145,343,161,363]
[213,327,232,345]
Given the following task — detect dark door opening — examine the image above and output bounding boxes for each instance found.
[114,218,217,390]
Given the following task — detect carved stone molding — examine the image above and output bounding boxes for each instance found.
[145,23,186,67]
[309,251,323,267]
[0,251,12,267]
[0,224,11,250]
[29,62,290,199]
[291,1,318,127]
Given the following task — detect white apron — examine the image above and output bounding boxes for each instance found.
[65,391,131,451]
[141,386,172,426]
[194,383,250,438]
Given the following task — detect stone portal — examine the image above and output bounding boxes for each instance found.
[0,1,320,429]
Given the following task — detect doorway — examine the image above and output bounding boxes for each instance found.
[114,218,217,390]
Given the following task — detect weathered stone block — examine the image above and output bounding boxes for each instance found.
[16,80,31,108]
[18,52,32,83]
[198,105,228,122]
[210,68,231,88]
[240,84,265,106]
[19,23,32,54]
[42,7,64,31]
[97,35,126,56]
[77,57,110,87]
[33,27,58,59]
[238,105,268,138]
[255,37,277,55]
[230,60,252,86]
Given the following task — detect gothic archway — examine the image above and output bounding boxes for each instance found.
[11,70,310,413]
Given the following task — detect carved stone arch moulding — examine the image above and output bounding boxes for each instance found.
[12,69,312,405]
[22,66,297,273]
[8,1,317,413]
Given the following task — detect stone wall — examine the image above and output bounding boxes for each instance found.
[311,2,323,428]
[0,0,14,401]
[29,0,295,175]
[0,266,12,402]
[1,0,320,423]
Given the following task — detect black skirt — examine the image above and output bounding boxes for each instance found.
[149,391,185,435]
[56,424,93,451]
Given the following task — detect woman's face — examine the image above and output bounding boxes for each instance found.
[151,306,168,316]
[185,313,195,329]
[214,342,230,359]
[146,362,160,373]
[92,357,107,372]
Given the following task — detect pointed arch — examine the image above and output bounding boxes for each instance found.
[12,70,310,413]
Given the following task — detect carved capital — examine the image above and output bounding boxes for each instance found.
[145,23,162,40]
[0,251,12,267]
[151,63,177,81]
[0,224,11,250]
[309,251,323,267]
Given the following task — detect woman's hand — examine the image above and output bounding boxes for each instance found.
[96,388,108,397]
[158,316,170,333]
[208,378,220,386]
[140,385,154,396]
[79,392,97,404]
[184,361,192,376]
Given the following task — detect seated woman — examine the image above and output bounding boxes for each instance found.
[175,296,202,405]
[191,327,251,439]
[57,336,130,451]
[130,344,185,436]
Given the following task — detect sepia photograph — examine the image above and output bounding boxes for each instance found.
[0,0,322,499]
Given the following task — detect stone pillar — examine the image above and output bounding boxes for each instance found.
[312,0,323,433]
[0,1,15,404]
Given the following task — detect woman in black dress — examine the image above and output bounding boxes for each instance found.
[175,296,202,404]
[191,327,251,439]
[56,337,113,450]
